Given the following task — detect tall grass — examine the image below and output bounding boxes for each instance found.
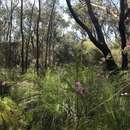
[1,66,130,130]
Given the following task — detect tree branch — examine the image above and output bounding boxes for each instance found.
[66,0,101,48]
[85,0,106,44]
[79,0,118,18]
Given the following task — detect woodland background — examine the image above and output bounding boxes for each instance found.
[0,0,130,130]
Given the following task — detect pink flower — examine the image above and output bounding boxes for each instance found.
[127,45,130,48]
[75,81,86,96]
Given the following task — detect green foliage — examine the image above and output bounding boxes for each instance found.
[0,97,25,130]
[1,66,130,130]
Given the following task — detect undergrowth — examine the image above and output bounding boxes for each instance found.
[0,66,130,130]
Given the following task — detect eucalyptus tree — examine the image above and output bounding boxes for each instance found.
[119,0,130,69]
[20,0,25,73]
[44,0,57,69]
[25,0,35,71]
[36,0,41,73]
[8,0,19,67]
[66,0,130,71]
[0,0,19,67]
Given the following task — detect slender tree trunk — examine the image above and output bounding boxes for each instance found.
[25,41,29,70]
[6,0,18,68]
[119,0,128,70]
[48,24,54,67]
[48,11,56,67]
[20,0,25,73]
[8,0,13,68]
[25,0,35,71]
[36,0,41,73]
[31,35,35,58]
[51,29,57,67]
[52,41,55,67]
[48,29,52,67]
[45,0,56,69]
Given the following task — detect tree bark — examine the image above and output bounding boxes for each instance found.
[25,0,35,71]
[6,0,18,68]
[20,0,25,73]
[45,0,56,69]
[119,0,128,70]
[36,0,41,73]
[8,0,13,68]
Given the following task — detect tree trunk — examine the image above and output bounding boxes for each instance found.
[66,0,118,71]
[25,41,29,71]
[119,0,128,70]
[36,0,41,74]
[25,0,35,71]
[45,0,56,69]
[20,0,25,73]
[8,0,13,68]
